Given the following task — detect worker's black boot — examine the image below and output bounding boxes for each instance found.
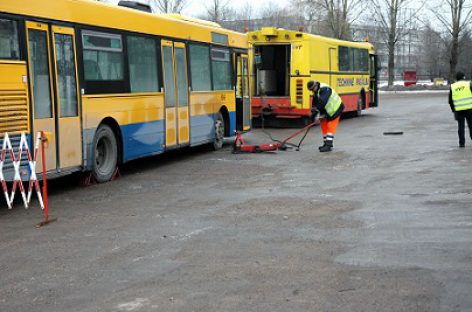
[318,136,327,151]
[319,140,333,152]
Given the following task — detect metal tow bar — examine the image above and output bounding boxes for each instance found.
[233,119,319,153]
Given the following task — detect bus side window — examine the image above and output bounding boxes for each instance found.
[360,49,369,72]
[127,35,159,93]
[84,59,102,80]
[82,30,124,81]
[339,46,349,72]
[188,44,212,91]
[211,48,232,91]
[0,19,20,60]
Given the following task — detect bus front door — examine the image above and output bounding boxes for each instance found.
[51,26,82,169]
[26,21,57,171]
[162,41,190,148]
[26,22,82,173]
[369,54,379,107]
[236,54,251,131]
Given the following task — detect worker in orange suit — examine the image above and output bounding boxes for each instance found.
[307,81,345,152]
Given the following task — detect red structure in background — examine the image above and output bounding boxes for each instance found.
[404,71,417,86]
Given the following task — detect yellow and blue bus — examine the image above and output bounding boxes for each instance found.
[0,0,251,183]
[248,27,378,124]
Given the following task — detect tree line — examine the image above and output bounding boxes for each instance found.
[100,0,472,86]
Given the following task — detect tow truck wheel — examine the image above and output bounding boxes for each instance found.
[356,97,363,117]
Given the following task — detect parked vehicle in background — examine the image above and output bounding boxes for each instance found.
[248,27,378,126]
[0,0,251,183]
[403,71,417,86]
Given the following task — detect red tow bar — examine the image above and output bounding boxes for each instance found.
[233,133,281,153]
[233,120,318,153]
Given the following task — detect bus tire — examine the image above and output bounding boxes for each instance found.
[211,112,225,150]
[355,94,364,117]
[92,124,118,183]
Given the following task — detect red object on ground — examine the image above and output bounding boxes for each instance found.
[404,71,417,86]
[233,133,281,153]
[233,120,318,153]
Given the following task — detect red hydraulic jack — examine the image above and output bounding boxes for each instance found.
[233,119,319,153]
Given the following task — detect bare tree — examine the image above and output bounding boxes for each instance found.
[220,3,297,32]
[369,0,424,86]
[257,3,291,28]
[223,1,255,31]
[151,0,188,13]
[430,0,472,82]
[322,0,367,40]
[290,0,326,34]
[418,23,449,80]
[204,0,232,23]
[289,0,366,39]
[457,29,472,79]
[237,1,254,21]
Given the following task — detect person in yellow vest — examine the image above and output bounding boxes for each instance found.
[307,81,344,152]
[449,71,472,147]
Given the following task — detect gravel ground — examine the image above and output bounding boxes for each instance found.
[0,92,471,312]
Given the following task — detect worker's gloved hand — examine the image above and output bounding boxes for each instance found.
[454,112,458,121]
[311,108,319,120]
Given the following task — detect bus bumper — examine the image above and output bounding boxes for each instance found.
[251,97,311,119]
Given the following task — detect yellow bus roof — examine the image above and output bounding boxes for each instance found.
[248,27,374,52]
[0,0,247,49]
[161,14,223,29]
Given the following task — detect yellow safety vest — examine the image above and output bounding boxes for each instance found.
[319,83,343,117]
[451,80,472,111]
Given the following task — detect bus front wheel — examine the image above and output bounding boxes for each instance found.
[92,124,118,183]
[212,112,225,150]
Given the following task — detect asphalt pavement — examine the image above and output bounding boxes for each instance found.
[0,92,471,312]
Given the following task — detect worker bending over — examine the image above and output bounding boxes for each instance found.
[307,81,344,152]
[449,71,472,147]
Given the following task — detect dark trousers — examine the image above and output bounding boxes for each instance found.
[456,109,472,146]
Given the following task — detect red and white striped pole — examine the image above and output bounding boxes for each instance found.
[40,131,49,222]
[0,134,11,209]
[26,132,44,210]
[8,133,28,208]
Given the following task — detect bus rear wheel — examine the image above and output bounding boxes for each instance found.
[92,124,118,183]
[211,112,225,150]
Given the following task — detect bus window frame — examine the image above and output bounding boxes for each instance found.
[210,46,233,91]
[188,42,213,92]
[80,29,126,88]
[338,45,370,74]
[0,14,26,61]
[126,34,161,93]
[82,30,123,53]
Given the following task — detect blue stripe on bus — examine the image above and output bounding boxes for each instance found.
[190,114,214,145]
[84,111,237,168]
[83,121,165,168]
[190,111,237,146]
[121,120,165,162]
[83,128,95,170]
[228,111,236,135]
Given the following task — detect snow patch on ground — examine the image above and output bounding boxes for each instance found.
[117,298,150,311]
